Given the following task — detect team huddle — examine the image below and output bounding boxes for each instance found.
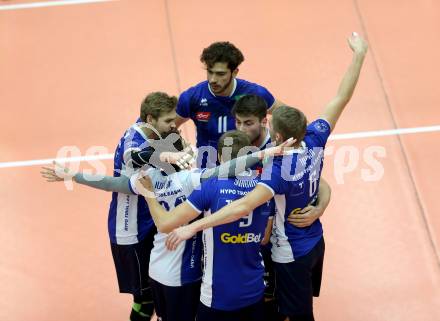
[41,33,368,321]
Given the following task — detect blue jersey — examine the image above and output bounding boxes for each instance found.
[251,129,272,174]
[108,119,154,245]
[258,119,331,262]
[177,79,274,167]
[187,174,272,311]
[253,130,275,252]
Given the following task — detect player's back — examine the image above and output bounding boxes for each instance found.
[259,119,331,262]
[187,173,272,311]
[137,169,203,287]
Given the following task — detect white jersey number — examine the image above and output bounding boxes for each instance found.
[225,199,254,228]
[309,170,318,197]
[239,212,254,228]
[218,116,228,134]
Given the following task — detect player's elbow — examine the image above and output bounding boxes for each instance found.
[335,94,351,106]
[156,221,174,234]
[158,217,184,234]
[150,217,169,234]
[261,236,270,246]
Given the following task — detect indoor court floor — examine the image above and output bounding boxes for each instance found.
[1,0,439,320]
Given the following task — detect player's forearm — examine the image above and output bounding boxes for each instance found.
[201,152,262,181]
[267,99,285,114]
[189,201,251,234]
[190,185,273,233]
[175,115,189,128]
[335,52,366,104]
[261,217,273,245]
[316,179,331,215]
[141,197,172,232]
[73,173,133,194]
[132,148,181,169]
[143,196,192,233]
[322,51,367,130]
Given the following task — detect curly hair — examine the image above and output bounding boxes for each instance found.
[200,41,245,71]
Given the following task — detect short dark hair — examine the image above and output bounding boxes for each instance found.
[200,42,244,71]
[140,92,177,122]
[231,95,268,121]
[272,105,307,142]
[217,130,251,160]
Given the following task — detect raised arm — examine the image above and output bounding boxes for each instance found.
[321,32,368,132]
[175,115,189,128]
[267,99,286,114]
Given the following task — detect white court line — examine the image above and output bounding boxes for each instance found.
[1,125,439,169]
[0,153,114,169]
[329,125,440,141]
[0,0,114,11]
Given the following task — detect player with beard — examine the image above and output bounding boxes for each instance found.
[42,92,178,321]
[42,128,294,321]
[175,41,285,168]
[232,94,332,320]
[165,32,368,321]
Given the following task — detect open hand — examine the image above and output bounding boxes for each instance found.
[165,225,196,251]
[287,205,323,228]
[135,173,156,198]
[348,32,368,55]
[40,161,76,182]
[259,137,296,160]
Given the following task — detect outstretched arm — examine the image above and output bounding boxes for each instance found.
[73,173,132,193]
[131,145,194,170]
[200,138,294,181]
[321,32,368,132]
[41,162,133,194]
